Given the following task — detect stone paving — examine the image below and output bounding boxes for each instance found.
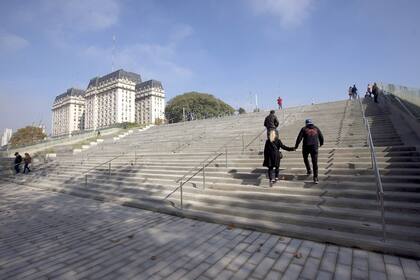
[0,183,420,280]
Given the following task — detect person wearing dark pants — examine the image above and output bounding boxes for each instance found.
[264,110,279,139]
[263,130,295,185]
[372,82,379,103]
[14,152,22,174]
[302,145,318,180]
[23,153,32,174]
[295,119,324,184]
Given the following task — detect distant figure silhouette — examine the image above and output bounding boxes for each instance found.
[351,84,358,99]
[277,97,283,109]
[23,153,32,174]
[366,84,372,98]
[14,152,22,174]
[372,82,379,103]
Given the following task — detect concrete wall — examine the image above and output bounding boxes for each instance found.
[0,127,122,157]
[379,82,420,108]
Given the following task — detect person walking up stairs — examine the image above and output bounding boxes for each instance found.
[295,119,324,184]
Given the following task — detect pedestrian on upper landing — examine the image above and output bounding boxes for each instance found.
[263,130,295,185]
[348,86,353,100]
[351,84,358,99]
[264,110,279,139]
[23,153,32,174]
[295,119,324,184]
[372,82,379,103]
[277,97,283,110]
[366,84,372,98]
[14,152,22,174]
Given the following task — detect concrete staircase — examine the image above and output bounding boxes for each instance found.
[3,99,420,258]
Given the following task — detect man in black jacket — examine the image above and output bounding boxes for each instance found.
[372,82,379,103]
[14,152,23,174]
[295,119,324,184]
[264,110,279,138]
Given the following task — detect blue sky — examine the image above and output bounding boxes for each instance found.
[0,0,419,134]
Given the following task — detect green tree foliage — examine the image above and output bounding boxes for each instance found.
[165,92,235,123]
[10,126,47,148]
[238,107,246,114]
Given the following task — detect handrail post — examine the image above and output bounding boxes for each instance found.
[380,192,386,241]
[109,162,111,176]
[203,164,205,190]
[242,133,245,152]
[359,96,386,242]
[85,174,87,187]
[180,181,183,210]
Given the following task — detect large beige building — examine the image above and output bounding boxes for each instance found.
[52,69,165,135]
[84,69,141,130]
[52,88,85,136]
[135,80,165,125]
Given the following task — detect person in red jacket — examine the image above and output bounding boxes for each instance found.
[277,97,283,109]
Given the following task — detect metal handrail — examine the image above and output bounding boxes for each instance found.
[358,96,386,241]
[82,153,126,176]
[80,150,146,187]
[175,135,235,184]
[383,91,418,120]
[243,128,266,151]
[164,151,224,208]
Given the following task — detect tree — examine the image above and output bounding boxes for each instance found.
[238,107,246,114]
[165,92,235,123]
[10,126,47,148]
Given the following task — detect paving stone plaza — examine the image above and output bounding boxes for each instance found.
[1,183,419,280]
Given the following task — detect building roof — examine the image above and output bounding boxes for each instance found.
[54,88,85,102]
[135,79,164,91]
[87,69,142,88]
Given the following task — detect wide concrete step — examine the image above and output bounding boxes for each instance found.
[14,178,420,259]
[179,195,420,242]
[23,171,420,214]
[43,163,420,178]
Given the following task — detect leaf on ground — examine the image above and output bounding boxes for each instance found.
[127,234,134,239]
[227,223,235,230]
[110,239,120,243]
[293,252,303,259]
[150,256,157,260]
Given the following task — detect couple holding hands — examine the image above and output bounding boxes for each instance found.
[263,114,324,185]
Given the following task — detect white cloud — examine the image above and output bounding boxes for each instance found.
[83,25,194,81]
[0,33,29,53]
[248,0,315,28]
[41,0,120,31]
[169,24,194,45]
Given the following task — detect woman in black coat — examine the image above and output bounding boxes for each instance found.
[263,130,295,184]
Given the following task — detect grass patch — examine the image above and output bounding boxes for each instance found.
[72,137,97,150]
